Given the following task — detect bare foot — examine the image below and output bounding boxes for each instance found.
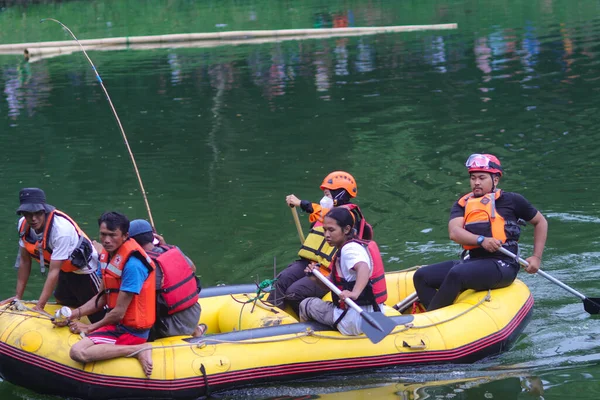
[134,344,153,378]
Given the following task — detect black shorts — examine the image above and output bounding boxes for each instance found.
[54,270,105,323]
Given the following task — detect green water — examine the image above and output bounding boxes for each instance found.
[1,0,600,398]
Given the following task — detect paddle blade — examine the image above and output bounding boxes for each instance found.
[360,312,397,344]
[583,298,600,314]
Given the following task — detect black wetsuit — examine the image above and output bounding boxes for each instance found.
[413,192,538,311]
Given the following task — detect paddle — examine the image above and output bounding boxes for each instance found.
[311,269,397,344]
[393,292,419,313]
[290,206,306,244]
[498,247,600,314]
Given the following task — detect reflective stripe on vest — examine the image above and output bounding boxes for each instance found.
[331,239,388,310]
[19,210,91,273]
[100,239,156,330]
[146,245,199,315]
[458,190,520,250]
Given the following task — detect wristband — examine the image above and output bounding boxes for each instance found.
[476,235,485,246]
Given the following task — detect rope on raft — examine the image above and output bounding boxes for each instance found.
[0,299,54,320]
[229,278,278,330]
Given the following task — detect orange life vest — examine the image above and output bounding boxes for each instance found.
[331,239,387,310]
[458,190,520,250]
[298,204,372,271]
[99,239,156,330]
[19,210,92,273]
[146,245,199,315]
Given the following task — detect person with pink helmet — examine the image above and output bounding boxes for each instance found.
[413,153,548,311]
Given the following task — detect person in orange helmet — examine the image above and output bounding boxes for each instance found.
[413,154,548,311]
[266,171,372,315]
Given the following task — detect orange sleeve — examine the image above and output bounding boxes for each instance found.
[308,203,331,224]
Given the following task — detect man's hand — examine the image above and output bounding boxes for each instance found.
[52,317,70,327]
[524,256,541,274]
[0,296,16,306]
[92,240,104,254]
[153,233,166,246]
[33,303,46,313]
[482,237,503,253]
[68,321,92,335]
[286,194,301,208]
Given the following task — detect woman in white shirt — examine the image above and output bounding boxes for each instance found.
[298,207,387,336]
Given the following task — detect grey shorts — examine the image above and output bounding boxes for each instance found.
[299,297,336,327]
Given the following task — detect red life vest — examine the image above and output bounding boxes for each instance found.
[146,245,199,315]
[99,239,156,330]
[331,239,387,310]
[298,204,373,271]
[458,190,520,250]
[19,210,92,273]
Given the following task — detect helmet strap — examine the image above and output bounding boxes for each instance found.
[331,189,349,206]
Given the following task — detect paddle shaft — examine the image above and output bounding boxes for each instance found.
[290,206,306,244]
[393,292,418,312]
[312,269,370,315]
[498,247,588,301]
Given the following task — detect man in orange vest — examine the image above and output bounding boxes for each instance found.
[7,188,104,322]
[413,154,548,311]
[57,212,156,378]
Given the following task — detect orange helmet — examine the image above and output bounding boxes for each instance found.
[320,171,357,198]
[465,153,503,176]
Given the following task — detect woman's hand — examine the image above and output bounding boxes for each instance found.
[286,194,301,208]
[338,290,358,302]
[304,262,319,274]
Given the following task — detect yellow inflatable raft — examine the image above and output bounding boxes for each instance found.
[0,270,533,399]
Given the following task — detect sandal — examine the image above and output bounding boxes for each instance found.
[194,323,208,337]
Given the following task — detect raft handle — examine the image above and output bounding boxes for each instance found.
[402,339,426,350]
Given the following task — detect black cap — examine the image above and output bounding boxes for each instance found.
[16,188,55,215]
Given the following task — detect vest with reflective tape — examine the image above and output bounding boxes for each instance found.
[99,239,156,329]
[19,210,91,273]
[331,239,387,310]
[458,190,520,250]
[297,204,371,271]
[146,245,199,315]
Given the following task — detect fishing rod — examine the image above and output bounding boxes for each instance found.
[40,18,155,228]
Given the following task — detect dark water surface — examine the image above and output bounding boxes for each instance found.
[1,0,600,398]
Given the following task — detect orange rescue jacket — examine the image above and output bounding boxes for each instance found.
[99,239,156,330]
[458,190,520,250]
[19,210,92,273]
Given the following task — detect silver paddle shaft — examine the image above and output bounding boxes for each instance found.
[312,269,365,314]
[498,247,587,301]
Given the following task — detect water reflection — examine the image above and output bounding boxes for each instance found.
[2,20,590,122]
[2,53,51,121]
[220,371,548,400]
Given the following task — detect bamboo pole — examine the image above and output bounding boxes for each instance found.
[0,24,457,56]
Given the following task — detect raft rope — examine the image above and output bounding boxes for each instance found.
[229,278,278,331]
[122,291,494,351]
[403,290,492,330]
[0,300,54,320]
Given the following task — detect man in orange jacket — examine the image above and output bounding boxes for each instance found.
[55,212,156,378]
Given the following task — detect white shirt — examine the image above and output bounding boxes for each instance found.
[18,215,98,274]
[333,242,377,336]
